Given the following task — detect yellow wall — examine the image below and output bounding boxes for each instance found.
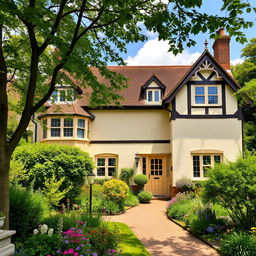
[89,110,170,141]
[171,118,242,183]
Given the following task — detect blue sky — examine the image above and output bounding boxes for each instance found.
[121,0,256,66]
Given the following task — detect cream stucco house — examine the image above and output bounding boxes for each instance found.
[37,29,242,197]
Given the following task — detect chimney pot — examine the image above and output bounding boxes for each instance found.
[212,29,231,70]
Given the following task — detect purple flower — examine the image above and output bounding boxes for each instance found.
[206,226,215,233]
[76,246,81,250]
[64,240,69,244]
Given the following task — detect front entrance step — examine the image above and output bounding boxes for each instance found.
[0,230,16,256]
[152,195,170,200]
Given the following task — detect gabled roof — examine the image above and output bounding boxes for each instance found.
[163,50,240,103]
[38,103,95,119]
[141,74,166,90]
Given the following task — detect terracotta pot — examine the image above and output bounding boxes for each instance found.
[170,186,181,198]
[131,184,140,195]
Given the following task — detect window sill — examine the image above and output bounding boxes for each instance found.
[41,138,89,142]
[192,177,209,181]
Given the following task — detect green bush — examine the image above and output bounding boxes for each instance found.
[137,191,152,203]
[94,178,111,185]
[220,232,256,256]
[43,212,102,232]
[16,234,62,256]
[10,185,50,241]
[176,177,194,192]
[85,225,121,256]
[102,179,129,206]
[134,174,148,191]
[124,191,139,207]
[203,152,256,229]
[119,168,134,186]
[12,143,93,201]
[101,200,123,214]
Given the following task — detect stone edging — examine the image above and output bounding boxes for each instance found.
[166,214,221,253]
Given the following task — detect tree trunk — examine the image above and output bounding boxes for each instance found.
[0,153,10,229]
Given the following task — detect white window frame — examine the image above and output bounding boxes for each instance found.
[146,89,161,104]
[192,85,221,106]
[95,155,117,177]
[192,154,222,179]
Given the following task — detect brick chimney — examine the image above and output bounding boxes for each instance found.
[212,28,230,70]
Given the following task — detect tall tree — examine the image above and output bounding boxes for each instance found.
[232,38,256,150]
[0,0,255,228]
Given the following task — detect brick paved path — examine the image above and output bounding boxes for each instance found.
[106,200,219,256]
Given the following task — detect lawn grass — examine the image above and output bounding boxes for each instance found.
[107,222,151,256]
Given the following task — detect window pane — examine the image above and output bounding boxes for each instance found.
[208,87,218,95]
[51,128,60,137]
[43,120,47,139]
[51,118,60,127]
[208,96,218,104]
[195,87,204,95]
[64,128,73,137]
[203,155,211,165]
[77,128,85,138]
[97,167,105,176]
[148,91,152,102]
[214,155,221,164]
[154,91,160,101]
[195,96,205,104]
[108,167,115,176]
[142,157,146,175]
[78,119,85,128]
[108,158,116,167]
[59,90,66,102]
[97,158,105,167]
[64,119,73,127]
[193,156,200,177]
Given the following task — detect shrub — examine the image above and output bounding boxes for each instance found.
[101,199,123,214]
[119,168,134,186]
[203,152,256,229]
[94,178,111,185]
[102,179,129,205]
[137,191,152,203]
[220,232,256,256]
[124,191,139,207]
[10,185,50,241]
[43,212,102,232]
[16,233,62,256]
[85,226,121,256]
[12,143,93,201]
[176,177,194,192]
[134,174,148,191]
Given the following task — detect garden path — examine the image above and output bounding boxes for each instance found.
[106,200,219,256]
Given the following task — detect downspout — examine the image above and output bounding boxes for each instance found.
[31,114,38,143]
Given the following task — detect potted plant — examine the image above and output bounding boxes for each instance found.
[0,211,5,229]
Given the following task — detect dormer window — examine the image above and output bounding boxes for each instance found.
[146,89,161,103]
[50,88,75,103]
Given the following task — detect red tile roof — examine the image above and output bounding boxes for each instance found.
[77,65,191,106]
[38,103,94,119]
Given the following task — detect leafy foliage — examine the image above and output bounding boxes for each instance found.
[203,153,256,229]
[176,177,195,192]
[101,199,123,215]
[43,175,72,206]
[220,232,256,256]
[137,191,152,203]
[9,185,50,241]
[119,168,134,186]
[124,191,139,207]
[102,179,129,205]
[12,143,93,201]
[134,174,148,186]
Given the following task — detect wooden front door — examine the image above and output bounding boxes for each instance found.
[147,157,165,195]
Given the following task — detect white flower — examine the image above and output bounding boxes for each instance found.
[40,224,48,234]
[33,229,39,235]
[48,228,54,236]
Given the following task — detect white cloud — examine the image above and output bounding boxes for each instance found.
[231,58,244,65]
[125,38,201,66]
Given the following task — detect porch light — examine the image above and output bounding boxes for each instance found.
[135,153,140,167]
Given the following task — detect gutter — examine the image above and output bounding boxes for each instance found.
[31,114,38,143]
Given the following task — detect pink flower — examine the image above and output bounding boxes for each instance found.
[68,248,74,254]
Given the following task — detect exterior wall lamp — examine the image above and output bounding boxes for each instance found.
[135,153,140,167]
